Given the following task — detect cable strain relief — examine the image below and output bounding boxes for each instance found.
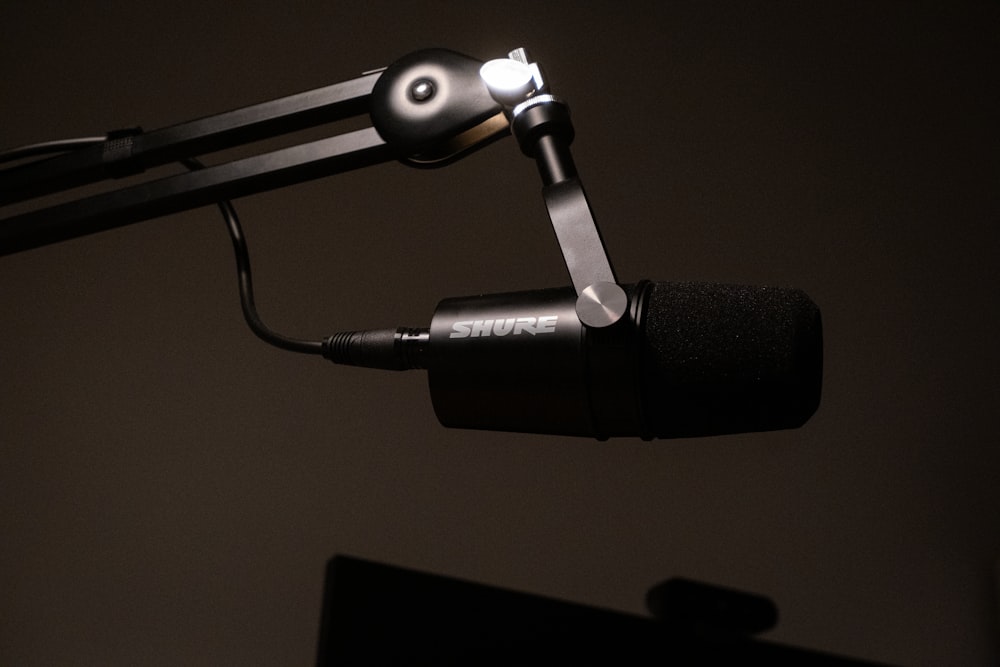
[322,327,429,370]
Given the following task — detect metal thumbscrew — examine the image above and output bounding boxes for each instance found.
[409,79,436,102]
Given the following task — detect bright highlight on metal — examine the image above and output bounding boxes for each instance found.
[479,58,538,106]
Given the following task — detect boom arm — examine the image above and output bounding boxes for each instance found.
[0,47,625,326]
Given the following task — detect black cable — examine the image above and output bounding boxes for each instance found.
[0,136,108,164]
[180,158,324,355]
[3,135,327,356]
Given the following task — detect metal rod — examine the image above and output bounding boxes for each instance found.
[0,73,381,206]
[0,127,392,256]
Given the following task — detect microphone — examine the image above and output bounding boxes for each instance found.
[323,280,822,440]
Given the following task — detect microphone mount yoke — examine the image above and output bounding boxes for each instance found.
[0,47,625,328]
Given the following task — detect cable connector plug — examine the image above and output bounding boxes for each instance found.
[322,327,429,370]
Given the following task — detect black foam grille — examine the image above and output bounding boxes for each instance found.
[640,282,822,438]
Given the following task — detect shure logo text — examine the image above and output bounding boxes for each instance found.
[450,315,559,339]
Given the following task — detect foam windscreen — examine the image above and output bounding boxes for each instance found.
[640,282,823,438]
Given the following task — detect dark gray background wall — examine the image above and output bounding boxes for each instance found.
[1,2,998,665]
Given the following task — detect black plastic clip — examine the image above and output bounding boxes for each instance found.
[102,126,145,178]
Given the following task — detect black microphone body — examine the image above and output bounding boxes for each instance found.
[325,280,822,440]
[424,281,822,440]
